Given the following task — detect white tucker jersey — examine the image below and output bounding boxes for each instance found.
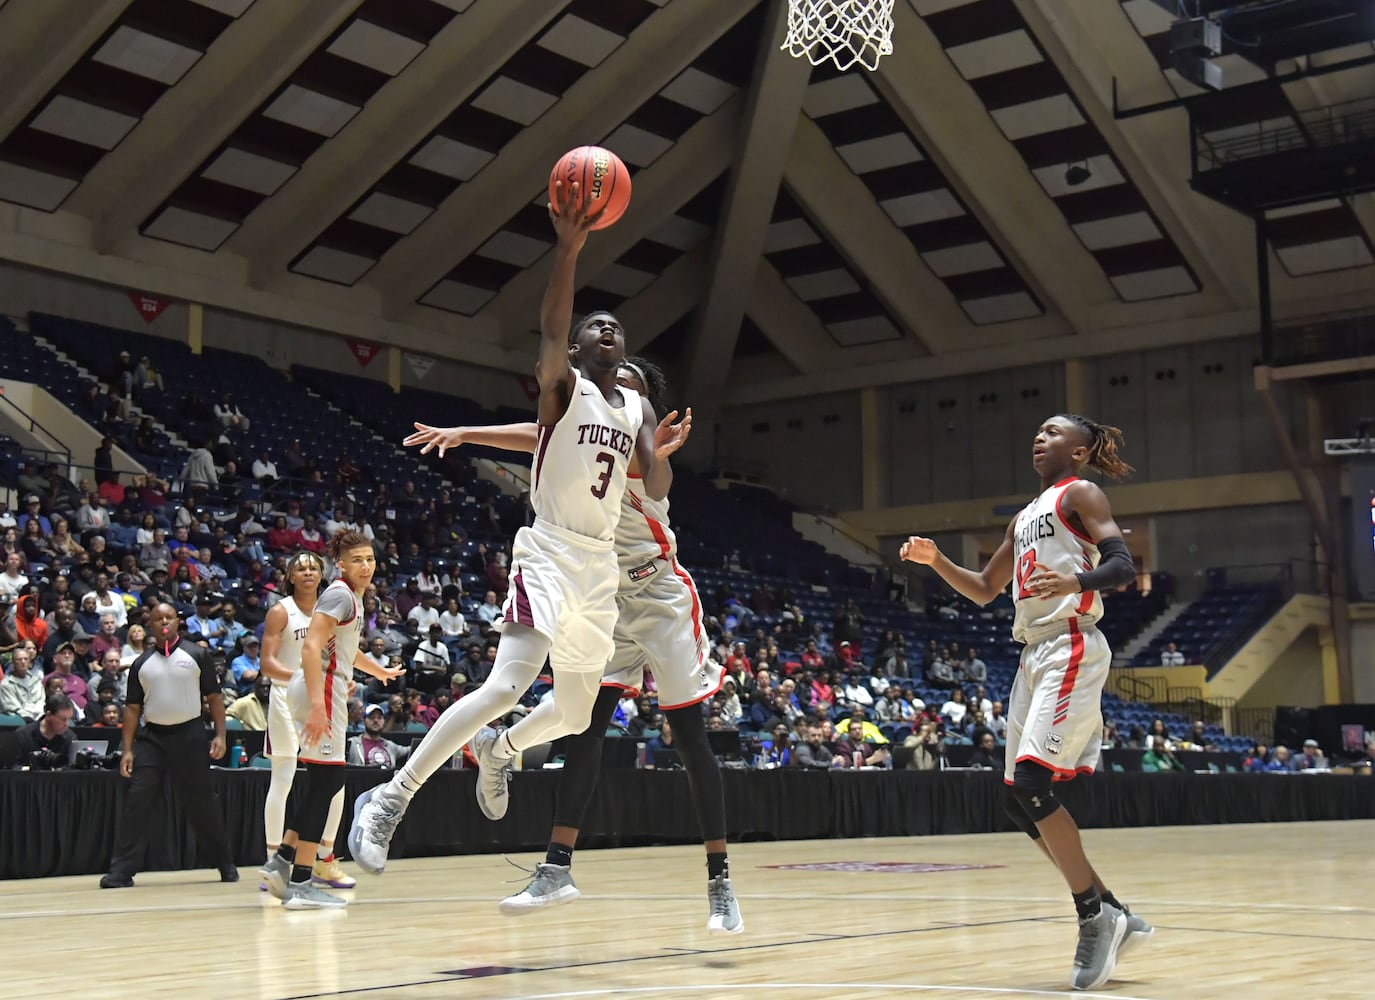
[531,370,644,543]
[1010,477,1103,643]
[617,478,677,583]
[272,596,312,687]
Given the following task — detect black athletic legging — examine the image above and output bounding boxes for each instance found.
[285,761,349,844]
[552,686,727,842]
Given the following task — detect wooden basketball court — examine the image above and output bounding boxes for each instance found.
[4,821,1370,999]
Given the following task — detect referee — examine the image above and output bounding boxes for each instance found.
[101,603,238,888]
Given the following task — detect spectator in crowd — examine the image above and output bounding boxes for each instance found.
[986,700,1008,740]
[13,693,75,762]
[792,724,835,769]
[928,646,954,685]
[226,675,270,730]
[646,717,676,755]
[1160,642,1185,666]
[0,647,44,720]
[833,721,889,768]
[903,721,943,771]
[758,725,792,767]
[940,687,968,727]
[14,592,47,650]
[407,592,441,633]
[1183,720,1218,752]
[91,615,121,662]
[251,450,278,483]
[214,392,249,432]
[229,634,261,696]
[1245,744,1270,772]
[968,729,1000,769]
[44,642,89,710]
[1142,736,1186,773]
[411,625,452,694]
[90,648,128,703]
[1147,718,1174,750]
[0,553,28,601]
[78,494,111,535]
[960,647,987,684]
[348,704,413,767]
[1290,739,1328,771]
[719,676,742,724]
[179,439,218,491]
[1266,746,1292,772]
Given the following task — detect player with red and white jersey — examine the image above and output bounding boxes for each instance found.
[901,414,1153,991]
[350,177,685,878]
[396,357,741,934]
[268,532,403,909]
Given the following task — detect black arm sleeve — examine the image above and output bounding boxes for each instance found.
[1075,537,1135,593]
[125,652,149,707]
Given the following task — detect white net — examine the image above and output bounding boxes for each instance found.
[782,0,895,73]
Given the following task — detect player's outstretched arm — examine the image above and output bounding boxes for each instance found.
[900,521,1015,607]
[537,181,597,425]
[404,422,539,457]
[353,649,406,683]
[638,396,675,500]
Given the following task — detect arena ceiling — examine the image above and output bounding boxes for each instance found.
[0,0,1372,418]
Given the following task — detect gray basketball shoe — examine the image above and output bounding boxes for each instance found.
[1116,905,1155,958]
[1070,900,1127,990]
[499,863,581,914]
[282,880,349,909]
[706,875,744,935]
[472,727,513,821]
[348,784,408,875]
[259,853,289,899]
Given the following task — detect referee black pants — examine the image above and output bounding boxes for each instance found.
[107,720,234,879]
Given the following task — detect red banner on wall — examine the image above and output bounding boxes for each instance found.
[347,339,379,367]
[517,375,539,401]
[127,291,170,324]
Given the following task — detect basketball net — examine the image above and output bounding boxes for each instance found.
[782,0,895,73]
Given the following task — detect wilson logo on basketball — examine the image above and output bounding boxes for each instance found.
[589,150,611,200]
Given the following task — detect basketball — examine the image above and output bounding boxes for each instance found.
[548,145,631,230]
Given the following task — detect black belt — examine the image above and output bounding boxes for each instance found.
[143,719,202,733]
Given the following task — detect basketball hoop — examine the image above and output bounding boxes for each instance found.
[782,0,895,73]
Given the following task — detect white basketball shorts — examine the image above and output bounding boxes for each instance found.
[286,668,348,765]
[264,681,298,758]
[502,519,618,674]
[1003,619,1111,784]
[600,558,723,709]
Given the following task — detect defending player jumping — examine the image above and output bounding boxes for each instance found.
[349,178,684,874]
[900,414,1153,991]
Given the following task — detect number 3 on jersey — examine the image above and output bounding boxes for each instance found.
[590,451,614,499]
[1015,547,1036,599]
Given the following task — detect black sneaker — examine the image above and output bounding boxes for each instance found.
[219,865,240,883]
[99,874,134,889]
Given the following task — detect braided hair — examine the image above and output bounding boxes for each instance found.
[282,550,324,597]
[1057,414,1134,481]
[618,355,669,417]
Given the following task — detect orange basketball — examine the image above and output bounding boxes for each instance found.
[548,145,631,230]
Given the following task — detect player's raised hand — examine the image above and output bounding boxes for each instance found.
[1026,562,1080,597]
[404,423,466,457]
[654,407,692,460]
[548,180,596,251]
[899,536,939,565]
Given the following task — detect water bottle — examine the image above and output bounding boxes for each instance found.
[635,741,646,769]
[853,750,864,770]
[230,741,246,768]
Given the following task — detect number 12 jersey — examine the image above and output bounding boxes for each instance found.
[1010,477,1103,643]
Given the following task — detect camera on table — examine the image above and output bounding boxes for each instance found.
[71,746,121,771]
[27,748,64,771]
